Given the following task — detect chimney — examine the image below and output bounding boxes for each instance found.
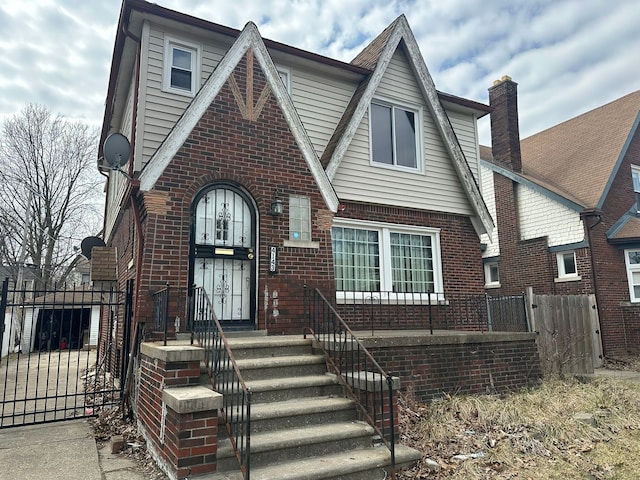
[488,75,522,173]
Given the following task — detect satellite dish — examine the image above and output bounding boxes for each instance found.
[103,133,131,169]
[81,236,106,259]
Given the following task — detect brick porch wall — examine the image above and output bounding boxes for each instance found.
[360,332,542,402]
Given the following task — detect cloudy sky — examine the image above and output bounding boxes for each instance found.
[0,0,638,146]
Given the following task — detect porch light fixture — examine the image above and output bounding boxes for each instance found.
[269,189,284,216]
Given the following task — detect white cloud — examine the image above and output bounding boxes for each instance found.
[0,0,637,148]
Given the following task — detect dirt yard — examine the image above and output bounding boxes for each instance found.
[397,357,640,479]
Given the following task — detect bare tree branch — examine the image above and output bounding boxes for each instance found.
[0,103,104,288]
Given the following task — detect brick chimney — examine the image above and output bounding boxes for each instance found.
[488,76,522,173]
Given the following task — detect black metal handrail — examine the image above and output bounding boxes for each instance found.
[189,287,251,480]
[334,291,529,334]
[151,282,170,346]
[304,285,396,467]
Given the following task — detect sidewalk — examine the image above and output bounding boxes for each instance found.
[0,419,149,480]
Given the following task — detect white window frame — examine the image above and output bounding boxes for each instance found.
[276,67,291,93]
[555,250,581,282]
[163,36,201,96]
[632,165,640,212]
[332,219,443,304]
[369,97,423,173]
[484,261,500,288]
[625,249,640,302]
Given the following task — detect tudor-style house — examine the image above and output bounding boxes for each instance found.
[96,2,549,477]
[481,76,640,356]
[99,0,494,340]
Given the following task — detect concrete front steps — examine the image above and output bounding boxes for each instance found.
[206,335,421,480]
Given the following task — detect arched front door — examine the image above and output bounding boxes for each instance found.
[191,184,256,329]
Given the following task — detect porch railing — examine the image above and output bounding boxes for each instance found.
[334,291,529,334]
[304,285,396,468]
[151,282,170,346]
[189,287,251,480]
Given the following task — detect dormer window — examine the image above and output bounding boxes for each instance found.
[163,36,200,96]
[370,100,422,172]
[632,166,640,210]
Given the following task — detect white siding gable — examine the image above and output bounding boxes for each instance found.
[331,47,473,215]
[480,165,500,257]
[448,110,480,182]
[291,69,356,158]
[141,24,228,167]
[517,184,585,246]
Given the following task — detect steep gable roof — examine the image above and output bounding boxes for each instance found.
[323,15,494,236]
[138,22,339,212]
[520,90,640,209]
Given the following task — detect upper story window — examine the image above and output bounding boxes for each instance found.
[163,36,200,96]
[370,100,421,172]
[276,67,291,93]
[632,166,640,210]
[625,249,640,302]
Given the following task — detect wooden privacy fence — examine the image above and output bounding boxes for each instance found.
[527,288,603,375]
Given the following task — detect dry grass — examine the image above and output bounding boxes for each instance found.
[397,375,640,479]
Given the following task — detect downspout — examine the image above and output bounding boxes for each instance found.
[121,20,144,306]
[123,22,141,179]
[581,208,605,357]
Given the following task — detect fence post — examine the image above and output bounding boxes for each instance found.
[525,287,535,332]
[0,278,8,356]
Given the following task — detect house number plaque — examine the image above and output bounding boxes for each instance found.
[269,246,279,274]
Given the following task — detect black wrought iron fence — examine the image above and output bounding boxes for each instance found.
[0,277,132,428]
[333,291,529,334]
[304,285,396,468]
[189,287,251,479]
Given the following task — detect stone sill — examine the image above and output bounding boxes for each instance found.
[554,275,582,283]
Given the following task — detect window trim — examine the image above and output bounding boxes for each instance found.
[369,97,423,173]
[332,218,443,303]
[163,35,201,96]
[632,165,640,211]
[625,249,640,303]
[288,194,311,242]
[276,66,291,93]
[555,250,581,282]
[484,261,500,288]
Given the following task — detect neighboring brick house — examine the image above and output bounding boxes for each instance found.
[98,0,494,344]
[481,76,640,356]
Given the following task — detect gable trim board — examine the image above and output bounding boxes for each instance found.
[481,159,584,213]
[548,240,589,253]
[323,15,493,236]
[137,22,339,213]
[607,206,640,242]
[597,111,640,210]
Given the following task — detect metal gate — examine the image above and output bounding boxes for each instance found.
[0,278,132,428]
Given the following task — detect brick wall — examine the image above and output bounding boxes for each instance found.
[362,333,542,402]
[137,344,219,479]
[127,52,335,335]
[588,130,640,355]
